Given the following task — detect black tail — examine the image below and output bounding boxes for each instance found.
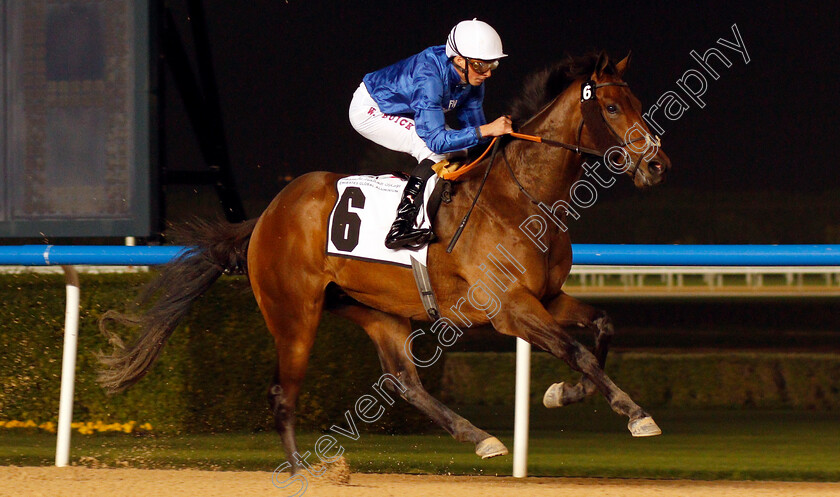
[97,217,258,393]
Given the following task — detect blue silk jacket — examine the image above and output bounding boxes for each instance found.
[362,45,487,154]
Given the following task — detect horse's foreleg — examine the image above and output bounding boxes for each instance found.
[496,292,660,437]
[542,292,613,407]
[333,306,509,459]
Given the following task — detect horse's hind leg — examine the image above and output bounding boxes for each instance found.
[260,293,323,473]
[333,306,508,459]
[542,292,613,407]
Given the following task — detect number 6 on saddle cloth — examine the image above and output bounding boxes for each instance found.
[326,174,445,268]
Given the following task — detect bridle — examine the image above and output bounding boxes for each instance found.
[447,79,662,252]
[514,81,661,176]
[501,80,661,206]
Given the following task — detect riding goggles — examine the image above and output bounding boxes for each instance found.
[467,58,500,74]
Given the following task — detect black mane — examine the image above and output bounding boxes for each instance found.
[509,52,618,128]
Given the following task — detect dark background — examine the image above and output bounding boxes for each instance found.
[163,0,839,243]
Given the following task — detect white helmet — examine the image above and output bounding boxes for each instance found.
[445,19,507,60]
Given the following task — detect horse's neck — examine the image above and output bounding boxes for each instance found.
[506,96,585,207]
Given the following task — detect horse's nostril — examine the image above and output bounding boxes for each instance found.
[649,161,665,174]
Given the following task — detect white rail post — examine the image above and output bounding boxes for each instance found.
[513,338,531,477]
[55,265,80,467]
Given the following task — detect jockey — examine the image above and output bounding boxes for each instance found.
[349,18,513,249]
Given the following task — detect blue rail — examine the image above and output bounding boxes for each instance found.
[0,245,188,266]
[571,244,840,266]
[0,244,839,266]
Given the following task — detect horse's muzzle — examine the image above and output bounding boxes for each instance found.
[634,152,671,188]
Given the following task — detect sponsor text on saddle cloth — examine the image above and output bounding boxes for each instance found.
[326,174,439,267]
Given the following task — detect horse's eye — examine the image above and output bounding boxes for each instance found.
[606,104,618,114]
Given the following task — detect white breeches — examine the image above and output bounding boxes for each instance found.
[348,83,446,164]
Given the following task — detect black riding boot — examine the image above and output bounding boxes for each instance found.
[385,172,435,250]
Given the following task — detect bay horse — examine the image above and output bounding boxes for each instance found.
[99,52,671,471]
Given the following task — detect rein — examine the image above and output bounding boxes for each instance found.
[446,137,504,252]
[441,82,655,180]
[508,131,602,157]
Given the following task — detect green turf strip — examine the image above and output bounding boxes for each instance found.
[1,408,838,481]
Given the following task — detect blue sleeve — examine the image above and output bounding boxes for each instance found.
[456,86,490,144]
[410,70,480,154]
[457,85,487,128]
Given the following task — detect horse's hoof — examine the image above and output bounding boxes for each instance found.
[628,416,662,437]
[475,436,508,459]
[543,382,566,408]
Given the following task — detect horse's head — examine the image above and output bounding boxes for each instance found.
[580,52,671,188]
[510,52,671,190]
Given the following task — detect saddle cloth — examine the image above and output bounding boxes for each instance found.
[326,174,439,268]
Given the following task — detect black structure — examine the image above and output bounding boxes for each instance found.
[156,0,245,226]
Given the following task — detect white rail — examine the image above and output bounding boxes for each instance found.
[55,267,79,467]
[567,265,840,293]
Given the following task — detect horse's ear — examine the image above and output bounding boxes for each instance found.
[616,51,632,77]
[594,51,610,77]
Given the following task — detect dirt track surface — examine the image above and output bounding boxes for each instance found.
[2,467,840,497]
